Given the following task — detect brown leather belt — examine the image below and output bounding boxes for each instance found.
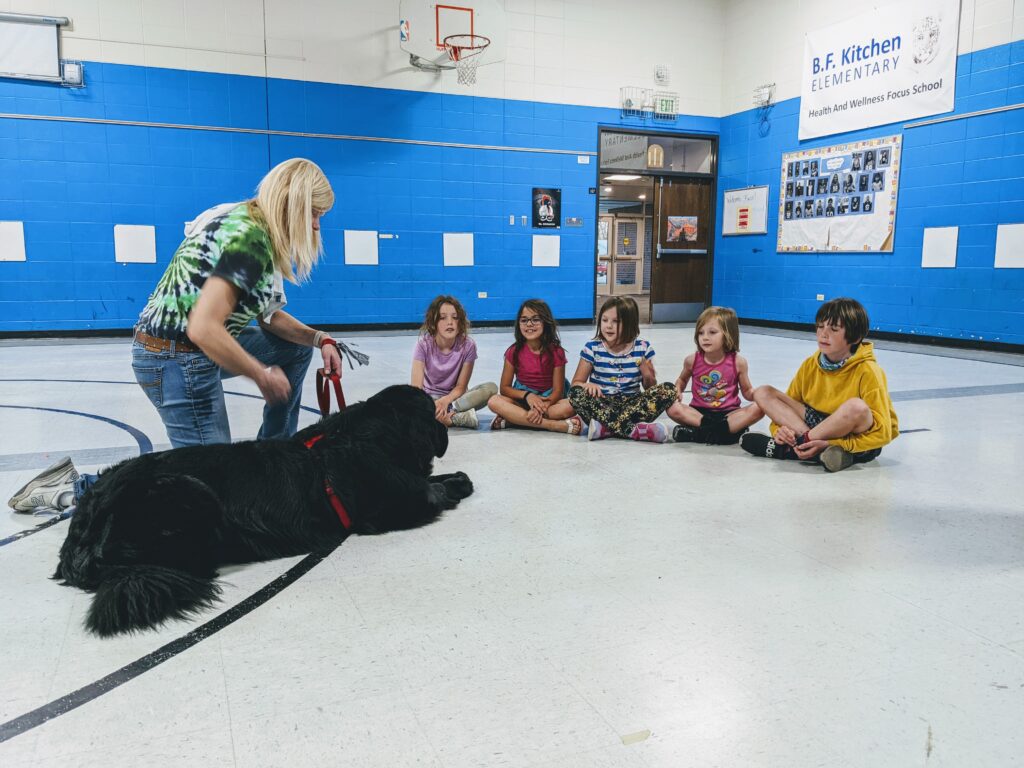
[133,329,200,353]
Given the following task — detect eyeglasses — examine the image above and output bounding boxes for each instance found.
[519,317,544,326]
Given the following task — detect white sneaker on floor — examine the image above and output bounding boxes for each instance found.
[450,410,479,429]
[8,456,79,513]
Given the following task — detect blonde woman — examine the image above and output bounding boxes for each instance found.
[131,158,341,448]
[7,159,351,514]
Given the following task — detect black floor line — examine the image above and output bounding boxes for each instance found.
[0,509,72,546]
[0,404,153,548]
[0,548,334,745]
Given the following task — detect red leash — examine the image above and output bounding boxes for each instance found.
[315,368,346,416]
[305,366,351,530]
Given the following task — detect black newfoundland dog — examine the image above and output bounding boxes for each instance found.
[54,385,473,636]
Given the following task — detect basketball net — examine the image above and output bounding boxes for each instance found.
[443,34,490,86]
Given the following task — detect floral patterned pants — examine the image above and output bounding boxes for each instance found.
[568,383,677,438]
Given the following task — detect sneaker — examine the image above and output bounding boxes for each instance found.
[739,432,795,460]
[631,422,668,443]
[449,410,479,429]
[672,425,700,443]
[8,457,79,513]
[587,420,612,441]
[821,445,855,473]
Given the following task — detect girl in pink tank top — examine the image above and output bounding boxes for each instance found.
[666,307,764,445]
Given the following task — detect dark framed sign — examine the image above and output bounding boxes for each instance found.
[532,187,561,229]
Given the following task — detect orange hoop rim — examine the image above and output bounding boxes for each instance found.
[443,33,491,62]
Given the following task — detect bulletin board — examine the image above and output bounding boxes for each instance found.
[778,135,901,252]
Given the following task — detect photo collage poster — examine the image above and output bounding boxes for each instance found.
[777,135,901,252]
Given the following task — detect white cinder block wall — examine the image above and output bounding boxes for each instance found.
[721,0,1024,116]
[3,1,1021,117]
[6,0,724,115]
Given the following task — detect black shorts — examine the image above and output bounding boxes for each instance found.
[694,406,736,423]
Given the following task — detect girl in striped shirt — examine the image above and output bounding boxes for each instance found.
[567,297,677,442]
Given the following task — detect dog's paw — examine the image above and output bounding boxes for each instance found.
[442,472,474,500]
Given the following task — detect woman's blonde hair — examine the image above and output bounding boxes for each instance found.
[249,158,334,283]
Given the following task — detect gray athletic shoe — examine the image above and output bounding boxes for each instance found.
[8,456,79,513]
[450,409,479,429]
[821,445,855,473]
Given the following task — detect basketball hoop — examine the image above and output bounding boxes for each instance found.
[443,34,490,85]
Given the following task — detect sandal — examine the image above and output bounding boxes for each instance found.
[490,415,507,430]
[565,415,583,436]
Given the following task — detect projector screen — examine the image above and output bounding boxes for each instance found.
[0,17,61,81]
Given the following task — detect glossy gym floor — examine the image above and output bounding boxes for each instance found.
[1,324,1022,767]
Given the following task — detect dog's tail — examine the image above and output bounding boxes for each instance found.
[87,566,221,637]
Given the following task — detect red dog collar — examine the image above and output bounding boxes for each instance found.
[304,434,352,530]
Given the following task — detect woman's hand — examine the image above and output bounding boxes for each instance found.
[320,340,342,376]
[256,365,291,404]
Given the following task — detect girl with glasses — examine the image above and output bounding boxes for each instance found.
[567,296,676,442]
[486,299,583,434]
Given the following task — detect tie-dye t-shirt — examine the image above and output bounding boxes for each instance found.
[136,203,276,340]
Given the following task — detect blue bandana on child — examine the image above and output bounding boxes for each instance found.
[818,352,848,371]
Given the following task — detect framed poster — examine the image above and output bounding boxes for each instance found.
[532,188,561,229]
[722,186,769,235]
[778,135,901,252]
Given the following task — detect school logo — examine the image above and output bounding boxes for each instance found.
[912,16,940,65]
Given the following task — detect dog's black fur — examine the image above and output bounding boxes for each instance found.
[53,385,473,636]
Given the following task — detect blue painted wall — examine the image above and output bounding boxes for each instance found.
[714,41,1024,346]
[0,62,718,332]
[4,43,1021,344]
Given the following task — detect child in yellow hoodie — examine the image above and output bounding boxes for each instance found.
[740,297,898,472]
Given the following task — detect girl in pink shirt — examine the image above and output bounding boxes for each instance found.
[487,298,582,435]
[411,295,497,429]
[666,306,763,444]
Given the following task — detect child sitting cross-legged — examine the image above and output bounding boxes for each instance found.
[666,306,763,445]
[487,299,582,435]
[411,295,497,429]
[568,296,677,443]
[740,297,899,472]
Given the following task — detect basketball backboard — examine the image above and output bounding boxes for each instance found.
[399,0,506,72]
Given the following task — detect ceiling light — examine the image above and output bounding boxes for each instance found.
[603,174,642,181]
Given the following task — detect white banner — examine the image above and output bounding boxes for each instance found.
[799,0,960,140]
[778,135,901,252]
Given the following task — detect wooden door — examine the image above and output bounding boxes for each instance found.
[651,177,712,322]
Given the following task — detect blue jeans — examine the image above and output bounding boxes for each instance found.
[132,326,314,449]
